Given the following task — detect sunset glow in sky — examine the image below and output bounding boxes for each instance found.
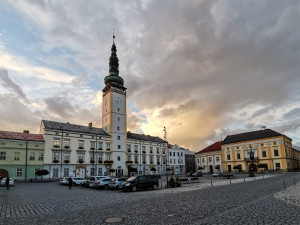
[0,0,299,151]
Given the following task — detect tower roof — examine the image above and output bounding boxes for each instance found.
[103,35,125,91]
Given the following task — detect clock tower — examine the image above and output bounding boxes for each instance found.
[102,35,127,175]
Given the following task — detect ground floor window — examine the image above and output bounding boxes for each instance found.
[98,168,102,176]
[16,168,22,176]
[275,163,281,170]
[63,168,69,177]
[53,168,59,177]
[91,168,95,176]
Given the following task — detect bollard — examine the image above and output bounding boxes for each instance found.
[211,180,212,187]
[283,181,286,189]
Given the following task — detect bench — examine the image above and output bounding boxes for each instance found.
[180,178,189,184]
[190,177,199,182]
[222,174,234,179]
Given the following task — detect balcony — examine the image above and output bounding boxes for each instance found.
[78,147,84,150]
[63,160,70,163]
[90,147,95,150]
[98,160,103,164]
[53,145,59,148]
[142,151,146,154]
[134,161,139,164]
[90,159,95,163]
[106,148,110,151]
[126,160,133,164]
[64,145,70,149]
[53,159,59,163]
[134,150,138,153]
[78,159,84,164]
[127,149,131,153]
[157,162,160,165]
[143,161,146,164]
[244,157,258,162]
[98,147,103,150]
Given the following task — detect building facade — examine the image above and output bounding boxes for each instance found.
[222,128,299,173]
[40,37,167,178]
[167,144,186,175]
[0,130,44,180]
[195,141,222,174]
[184,149,196,174]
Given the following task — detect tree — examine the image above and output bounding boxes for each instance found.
[150,167,156,175]
[35,169,49,182]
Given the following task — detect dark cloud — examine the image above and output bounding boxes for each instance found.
[0,68,30,104]
[282,108,300,120]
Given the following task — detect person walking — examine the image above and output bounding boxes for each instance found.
[68,177,72,190]
[6,176,9,190]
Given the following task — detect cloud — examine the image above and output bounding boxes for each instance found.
[1,0,300,150]
[0,68,30,103]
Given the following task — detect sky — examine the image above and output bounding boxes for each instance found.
[0,0,299,151]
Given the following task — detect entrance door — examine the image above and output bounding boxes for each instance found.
[228,165,232,172]
[76,168,86,178]
[209,165,213,173]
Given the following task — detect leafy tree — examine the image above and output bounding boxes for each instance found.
[35,169,49,182]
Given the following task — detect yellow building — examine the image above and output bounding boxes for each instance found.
[222,128,300,173]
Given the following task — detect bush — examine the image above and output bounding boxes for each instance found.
[169,177,176,188]
[175,177,181,187]
[35,169,49,182]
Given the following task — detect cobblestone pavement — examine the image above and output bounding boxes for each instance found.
[0,173,299,225]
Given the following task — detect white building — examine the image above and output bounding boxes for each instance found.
[40,37,168,178]
[167,144,186,175]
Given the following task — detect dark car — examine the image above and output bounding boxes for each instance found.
[120,175,159,192]
[192,172,202,177]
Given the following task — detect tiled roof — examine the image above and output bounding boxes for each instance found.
[197,141,222,154]
[222,129,284,145]
[42,120,109,136]
[127,132,167,143]
[0,131,44,142]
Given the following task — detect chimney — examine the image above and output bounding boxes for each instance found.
[88,122,92,128]
[23,130,29,134]
[261,126,266,130]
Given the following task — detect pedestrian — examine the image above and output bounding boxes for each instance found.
[6,176,9,190]
[68,177,72,190]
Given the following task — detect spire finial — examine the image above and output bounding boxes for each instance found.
[113,29,115,44]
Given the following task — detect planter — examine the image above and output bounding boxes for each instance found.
[106,149,110,151]
[90,148,95,150]
[127,149,131,152]
[53,145,59,148]
[98,160,103,164]
[134,161,139,164]
[79,159,83,164]
[90,160,95,163]
[78,147,84,150]
[64,160,69,163]
[143,161,146,164]
[126,161,133,164]
[53,160,59,163]
[64,146,70,149]
[142,151,146,154]
[157,162,160,165]
[134,151,138,153]
[104,160,113,164]
[98,148,103,150]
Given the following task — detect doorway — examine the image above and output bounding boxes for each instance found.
[228,165,232,172]
[209,165,213,173]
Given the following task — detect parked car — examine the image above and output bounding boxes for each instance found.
[82,178,90,188]
[71,177,86,185]
[94,178,113,189]
[59,177,69,185]
[213,172,223,177]
[89,176,110,188]
[192,172,202,177]
[120,175,159,192]
[0,178,14,186]
[108,178,128,190]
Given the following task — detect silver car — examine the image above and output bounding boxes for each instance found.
[108,178,128,190]
[1,178,15,186]
[89,176,109,188]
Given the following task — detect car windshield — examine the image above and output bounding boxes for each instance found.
[119,178,127,181]
[127,176,137,181]
[90,177,95,181]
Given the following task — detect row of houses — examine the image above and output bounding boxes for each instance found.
[0,127,195,180]
[196,127,300,173]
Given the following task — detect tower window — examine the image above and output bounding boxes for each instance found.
[118,108,120,112]
[117,126,120,131]
[118,145,121,149]
[118,117,120,121]
[117,136,120,140]
[118,156,121,161]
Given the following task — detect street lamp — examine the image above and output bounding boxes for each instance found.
[248,145,256,177]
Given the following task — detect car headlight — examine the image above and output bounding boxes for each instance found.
[125,183,131,186]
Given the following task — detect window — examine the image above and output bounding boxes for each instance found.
[274,150,279,156]
[178,159,180,164]
[181,153,183,156]
[90,168,95,176]
[117,126,120,131]
[142,146,146,153]
[53,152,59,161]
[202,158,205,163]
[173,152,175,156]
[227,154,231,160]
[98,142,103,150]
[53,168,59,177]
[78,140,84,149]
[106,143,111,150]
[0,152,6,160]
[273,142,277,145]
[169,152,172,156]
[117,136,120,140]
[35,168,39,175]
[127,144,131,151]
[134,145,138,151]
[127,155,132,161]
[262,151,267,157]
[237,147,239,149]
[177,152,179,156]
[150,156,153,163]
[275,163,281,170]
[78,153,84,162]
[209,157,212,162]
[14,152,20,161]
[54,139,60,147]
[157,156,160,163]
[150,147,153,153]
[162,148,165,154]
[237,153,241,159]
[16,168,22,177]
[261,143,264,146]
[90,141,95,149]
[143,156,146,163]
[134,155,138,163]
[64,153,70,161]
[118,145,121,149]
[29,153,35,161]
[197,158,200,163]
[64,140,70,148]
[118,108,120,112]
[105,154,111,161]
[156,147,159,154]
[63,168,69,177]
[118,156,121,161]
[216,156,220,162]
[118,117,120,121]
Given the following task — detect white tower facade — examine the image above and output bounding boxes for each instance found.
[102,36,127,175]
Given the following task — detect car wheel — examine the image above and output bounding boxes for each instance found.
[104,184,109,190]
[132,186,137,192]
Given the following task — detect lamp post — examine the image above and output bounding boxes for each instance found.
[248,145,256,177]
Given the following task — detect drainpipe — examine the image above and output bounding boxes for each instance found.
[25,140,28,181]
